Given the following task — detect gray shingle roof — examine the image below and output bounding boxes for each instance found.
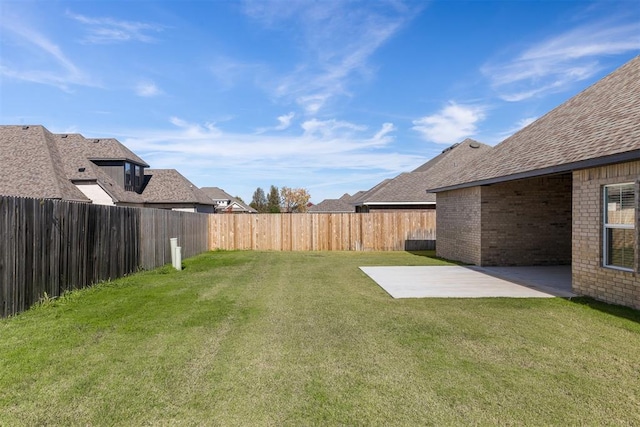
[0,125,90,201]
[200,186,233,201]
[430,55,640,192]
[308,198,355,212]
[354,139,491,205]
[143,169,215,205]
[200,187,257,212]
[58,134,149,167]
[352,179,392,204]
[52,133,145,204]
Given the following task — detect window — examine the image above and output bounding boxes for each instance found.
[134,165,143,191]
[124,162,133,190]
[603,183,636,270]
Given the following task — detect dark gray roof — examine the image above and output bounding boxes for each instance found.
[143,169,215,205]
[308,198,355,213]
[200,187,257,212]
[200,186,233,201]
[430,55,640,192]
[0,125,90,201]
[357,172,437,205]
[354,139,491,205]
[351,179,392,204]
[53,133,145,204]
[58,134,149,167]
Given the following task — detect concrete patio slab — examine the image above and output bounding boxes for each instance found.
[359,265,575,299]
[479,266,574,298]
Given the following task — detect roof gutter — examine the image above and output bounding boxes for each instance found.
[428,149,640,193]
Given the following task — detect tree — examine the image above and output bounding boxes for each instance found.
[267,185,281,213]
[250,187,267,213]
[280,187,311,213]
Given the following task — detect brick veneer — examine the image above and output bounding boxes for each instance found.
[436,186,482,265]
[437,162,640,309]
[573,161,640,309]
[480,174,572,266]
[436,175,572,266]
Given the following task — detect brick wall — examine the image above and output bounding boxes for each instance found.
[573,161,640,309]
[436,175,572,266]
[480,174,573,266]
[436,186,482,265]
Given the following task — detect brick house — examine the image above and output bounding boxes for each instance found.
[428,56,640,309]
[353,139,491,212]
[308,193,357,213]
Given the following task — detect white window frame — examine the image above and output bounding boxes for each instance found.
[603,182,636,272]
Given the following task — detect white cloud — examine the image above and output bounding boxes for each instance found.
[275,112,295,130]
[373,122,396,143]
[296,94,331,115]
[98,116,419,202]
[301,118,367,139]
[483,19,640,101]
[412,103,486,144]
[135,81,162,97]
[245,1,422,114]
[67,12,165,44]
[515,116,537,129]
[121,116,414,180]
[0,16,94,90]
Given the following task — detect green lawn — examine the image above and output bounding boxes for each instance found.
[1,251,639,426]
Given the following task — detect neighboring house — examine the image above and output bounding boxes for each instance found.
[352,139,491,212]
[200,187,257,213]
[54,132,148,207]
[0,125,215,213]
[143,169,216,213]
[428,55,640,309]
[308,193,356,213]
[0,125,91,202]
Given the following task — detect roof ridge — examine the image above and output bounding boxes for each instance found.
[42,127,90,202]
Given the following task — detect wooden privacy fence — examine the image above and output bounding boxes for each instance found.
[139,208,209,270]
[0,196,208,317]
[209,211,436,251]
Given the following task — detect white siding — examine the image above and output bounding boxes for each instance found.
[75,184,115,206]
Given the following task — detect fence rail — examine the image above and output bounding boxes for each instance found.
[0,196,208,318]
[209,211,436,251]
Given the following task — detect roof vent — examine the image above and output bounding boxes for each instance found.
[78,167,86,172]
[61,134,68,138]
[441,142,460,153]
[22,126,29,130]
[93,139,100,143]
[469,141,480,148]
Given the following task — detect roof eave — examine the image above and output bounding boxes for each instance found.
[360,201,436,206]
[428,149,640,193]
[89,157,151,168]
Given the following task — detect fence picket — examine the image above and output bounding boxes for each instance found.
[208,212,436,251]
[0,195,209,317]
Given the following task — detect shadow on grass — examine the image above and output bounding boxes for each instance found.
[568,297,640,324]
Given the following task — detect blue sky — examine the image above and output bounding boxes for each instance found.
[1,1,639,203]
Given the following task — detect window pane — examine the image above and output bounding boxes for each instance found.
[606,228,635,269]
[124,163,132,187]
[134,165,141,188]
[606,184,635,225]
